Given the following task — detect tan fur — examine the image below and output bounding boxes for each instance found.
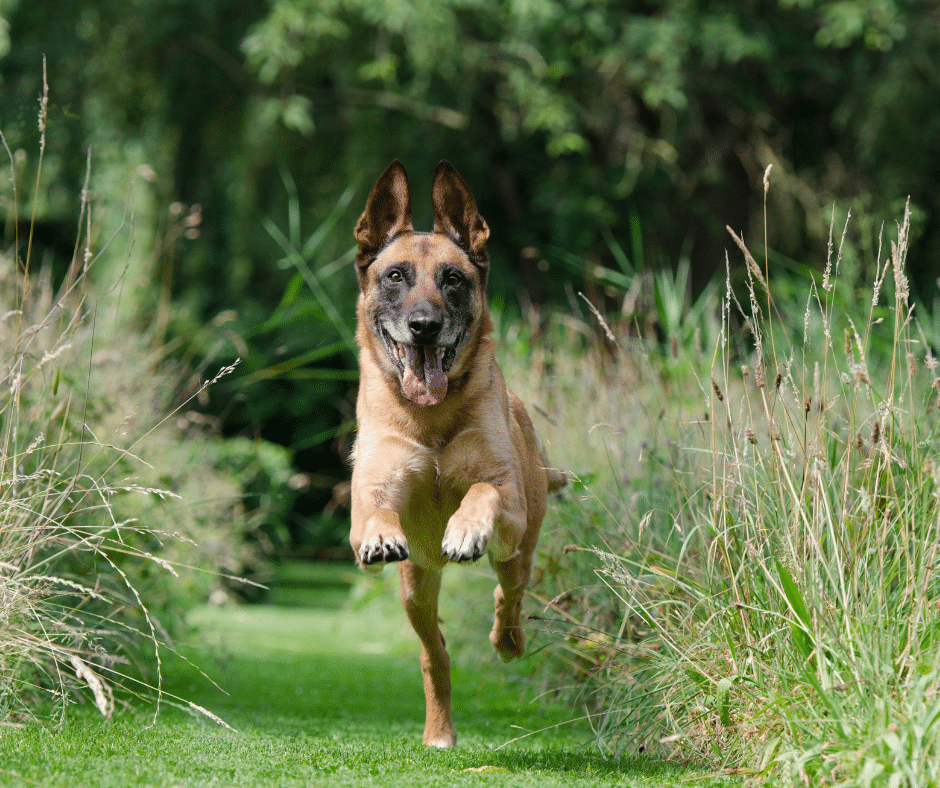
[349,160,563,747]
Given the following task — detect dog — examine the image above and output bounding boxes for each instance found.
[349,160,564,747]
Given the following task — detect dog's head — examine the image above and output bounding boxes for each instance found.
[354,160,490,407]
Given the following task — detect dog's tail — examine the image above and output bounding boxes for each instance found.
[545,465,567,494]
[535,429,567,494]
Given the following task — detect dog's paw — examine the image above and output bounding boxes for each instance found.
[441,516,491,563]
[358,531,409,570]
[490,585,526,660]
[490,619,526,662]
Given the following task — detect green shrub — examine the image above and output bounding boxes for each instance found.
[505,197,940,786]
[0,109,259,725]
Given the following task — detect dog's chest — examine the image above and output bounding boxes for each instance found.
[401,452,473,525]
[396,436,503,565]
[394,464,463,569]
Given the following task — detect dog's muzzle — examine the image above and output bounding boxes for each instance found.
[380,328,459,407]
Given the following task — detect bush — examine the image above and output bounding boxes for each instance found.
[0,110,259,724]
[508,196,940,785]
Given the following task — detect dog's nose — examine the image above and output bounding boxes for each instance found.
[408,311,443,343]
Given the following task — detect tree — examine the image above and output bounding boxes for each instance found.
[3,0,938,549]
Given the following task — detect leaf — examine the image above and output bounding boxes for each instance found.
[281,95,314,135]
[776,559,811,627]
[685,668,709,689]
[858,757,885,788]
[278,272,305,309]
[717,677,734,726]
[600,225,634,277]
[776,559,816,664]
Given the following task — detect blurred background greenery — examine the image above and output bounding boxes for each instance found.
[2,0,938,562]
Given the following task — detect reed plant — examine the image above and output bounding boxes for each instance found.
[0,239,252,728]
[506,191,940,786]
[1,84,249,727]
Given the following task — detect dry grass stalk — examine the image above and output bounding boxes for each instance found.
[507,183,938,785]
[725,226,767,291]
[1,93,245,728]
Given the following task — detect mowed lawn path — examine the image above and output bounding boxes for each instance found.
[0,565,727,787]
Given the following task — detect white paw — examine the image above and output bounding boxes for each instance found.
[441,517,491,563]
[358,532,409,568]
[424,734,457,749]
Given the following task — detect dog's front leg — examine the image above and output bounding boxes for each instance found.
[441,481,526,564]
[350,507,409,573]
[350,438,428,573]
[398,561,456,747]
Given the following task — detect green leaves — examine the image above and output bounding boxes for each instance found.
[776,559,815,665]
[716,676,735,726]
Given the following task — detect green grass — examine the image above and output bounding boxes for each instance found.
[0,569,732,787]
[499,199,940,786]
[265,560,359,608]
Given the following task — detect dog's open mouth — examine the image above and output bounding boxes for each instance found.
[381,329,457,407]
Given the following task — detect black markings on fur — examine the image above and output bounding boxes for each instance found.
[436,265,475,340]
[362,537,409,564]
[373,261,476,362]
[376,263,414,305]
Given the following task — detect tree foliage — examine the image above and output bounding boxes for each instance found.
[237,0,940,293]
[2,0,939,547]
[4,1,939,303]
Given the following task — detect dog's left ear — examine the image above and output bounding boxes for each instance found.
[431,161,490,264]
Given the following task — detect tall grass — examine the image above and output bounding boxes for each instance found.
[0,232,251,727]
[1,89,248,727]
[505,194,940,785]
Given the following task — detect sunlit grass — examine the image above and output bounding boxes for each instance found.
[503,193,940,786]
[0,90,250,729]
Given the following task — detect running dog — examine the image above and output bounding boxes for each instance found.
[349,160,563,747]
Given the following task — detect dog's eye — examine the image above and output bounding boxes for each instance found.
[443,270,464,288]
[386,269,403,283]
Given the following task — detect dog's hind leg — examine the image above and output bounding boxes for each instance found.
[488,551,532,662]
[398,560,456,748]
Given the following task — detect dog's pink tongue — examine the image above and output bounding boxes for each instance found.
[401,345,448,407]
[423,347,448,403]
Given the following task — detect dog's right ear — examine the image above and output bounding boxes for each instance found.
[354,160,413,276]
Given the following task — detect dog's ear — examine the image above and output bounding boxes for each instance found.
[431,161,490,263]
[355,160,413,265]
